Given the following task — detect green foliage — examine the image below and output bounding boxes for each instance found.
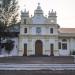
[5,40,14,54]
[0,0,19,26]
[0,0,19,41]
[3,0,11,7]
[0,0,19,51]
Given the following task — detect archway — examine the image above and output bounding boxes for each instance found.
[35,40,43,56]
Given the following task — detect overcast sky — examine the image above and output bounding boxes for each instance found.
[18,0,75,28]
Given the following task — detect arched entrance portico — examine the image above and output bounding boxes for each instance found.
[35,40,43,56]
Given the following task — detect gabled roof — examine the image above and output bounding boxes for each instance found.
[59,28,75,33]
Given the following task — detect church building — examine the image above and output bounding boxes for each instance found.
[18,3,75,56]
[0,3,75,57]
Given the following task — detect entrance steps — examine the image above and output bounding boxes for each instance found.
[0,56,74,64]
[0,63,75,70]
[0,56,75,75]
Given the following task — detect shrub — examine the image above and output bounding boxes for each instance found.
[5,40,14,54]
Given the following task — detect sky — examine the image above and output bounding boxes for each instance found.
[18,0,75,28]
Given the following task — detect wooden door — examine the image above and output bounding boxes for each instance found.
[23,44,27,56]
[35,40,43,56]
[50,44,54,56]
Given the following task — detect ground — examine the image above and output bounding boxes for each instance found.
[0,70,75,75]
[0,56,74,75]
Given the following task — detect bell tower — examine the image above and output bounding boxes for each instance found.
[34,3,43,16]
[32,3,45,24]
[21,9,29,24]
[48,9,57,24]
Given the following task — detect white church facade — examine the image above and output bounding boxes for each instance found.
[1,3,75,57]
[18,3,75,56]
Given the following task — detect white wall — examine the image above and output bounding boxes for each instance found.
[20,25,58,36]
[70,38,75,50]
[19,37,59,56]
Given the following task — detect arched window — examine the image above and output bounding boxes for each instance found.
[62,43,67,50]
[62,39,67,50]
[58,39,67,50]
[62,39,67,42]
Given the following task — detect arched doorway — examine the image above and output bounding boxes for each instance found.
[35,40,43,56]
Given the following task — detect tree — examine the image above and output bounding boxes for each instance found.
[3,0,18,26]
[2,0,19,26]
[0,0,19,51]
